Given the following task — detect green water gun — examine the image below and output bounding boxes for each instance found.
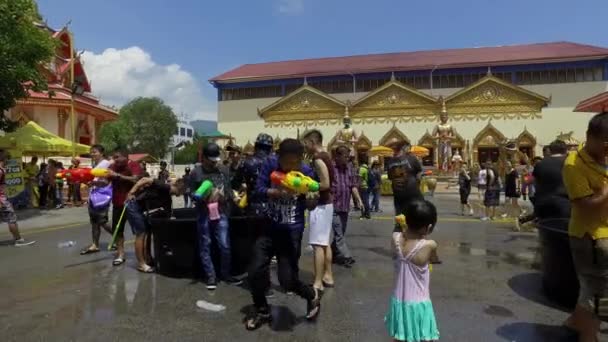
[193,180,213,199]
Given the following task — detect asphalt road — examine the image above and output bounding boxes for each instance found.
[0,195,603,341]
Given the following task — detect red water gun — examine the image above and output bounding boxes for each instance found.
[56,168,110,183]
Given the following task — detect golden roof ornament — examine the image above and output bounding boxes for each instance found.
[557,131,579,146]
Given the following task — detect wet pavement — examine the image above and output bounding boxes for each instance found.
[0,194,605,341]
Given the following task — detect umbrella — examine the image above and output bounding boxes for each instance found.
[410,145,430,157]
[368,145,394,157]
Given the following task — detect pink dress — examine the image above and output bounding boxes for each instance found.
[385,239,439,341]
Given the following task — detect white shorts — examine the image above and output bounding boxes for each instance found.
[308,204,334,246]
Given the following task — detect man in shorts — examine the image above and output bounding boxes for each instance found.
[563,112,608,342]
[107,148,143,266]
[127,176,186,273]
[302,130,336,290]
[0,150,35,246]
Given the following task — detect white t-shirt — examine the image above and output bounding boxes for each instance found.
[478,169,487,185]
[94,159,111,170]
[92,159,111,185]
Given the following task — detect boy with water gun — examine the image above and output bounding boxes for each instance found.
[245,138,321,331]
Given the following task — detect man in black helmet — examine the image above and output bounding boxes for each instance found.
[232,133,274,218]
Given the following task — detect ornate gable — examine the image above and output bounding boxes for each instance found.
[258,85,345,127]
[445,75,549,118]
[418,131,435,148]
[351,78,438,121]
[379,125,410,146]
[243,141,254,154]
[473,122,506,148]
[517,128,536,147]
[355,133,372,150]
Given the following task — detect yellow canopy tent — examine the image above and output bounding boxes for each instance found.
[0,121,90,156]
[368,145,394,157]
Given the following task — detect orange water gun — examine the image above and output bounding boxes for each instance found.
[56,168,110,183]
[270,171,320,194]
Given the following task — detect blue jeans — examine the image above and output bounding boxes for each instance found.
[359,187,370,217]
[197,213,231,281]
[370,188,380,212]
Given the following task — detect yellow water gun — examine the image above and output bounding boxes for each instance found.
[270,171,320,194]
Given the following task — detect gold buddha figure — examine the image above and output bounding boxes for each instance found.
[336,108,357,148]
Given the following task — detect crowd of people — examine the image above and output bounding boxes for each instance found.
[5,113,608,340]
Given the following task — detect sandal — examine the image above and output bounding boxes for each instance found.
[306,287,322,321]
[137,264,155,273]
[245,310,271,331]
[322,280,335,288]
[112,257,125,266]
[80,246,100,255]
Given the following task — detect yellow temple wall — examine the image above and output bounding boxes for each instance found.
[218,81,608,152]
[32,106,60,136]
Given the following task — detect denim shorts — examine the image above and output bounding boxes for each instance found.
[126,201,149,236]
[570,236,608,313]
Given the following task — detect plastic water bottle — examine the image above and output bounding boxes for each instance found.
[58,241,76,248]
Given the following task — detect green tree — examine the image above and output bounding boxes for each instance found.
[174,133,206,164]
[99,97,178,158]
[98,120,132,152]
[0,0,55,131]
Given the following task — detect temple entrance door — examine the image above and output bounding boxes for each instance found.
[519,146,533,160]
[478,147,499,164]
[79,136,91,145]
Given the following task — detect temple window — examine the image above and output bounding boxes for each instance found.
[180,127,186,136]
[187,129,193,138]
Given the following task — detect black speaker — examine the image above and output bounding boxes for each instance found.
[150,208,201,278]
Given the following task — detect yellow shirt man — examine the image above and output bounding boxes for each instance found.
[562,146,608,239]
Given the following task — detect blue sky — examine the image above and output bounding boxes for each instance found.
[38,0,608,121]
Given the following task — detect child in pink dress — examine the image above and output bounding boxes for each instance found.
[386,200,440,342]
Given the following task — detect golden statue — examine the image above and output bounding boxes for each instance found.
[336,106,357,153]
[432,98,454,173]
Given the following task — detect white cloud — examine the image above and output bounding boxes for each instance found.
[81,47,216,121]
[277,0,304,14]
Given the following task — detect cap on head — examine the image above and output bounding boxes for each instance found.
[203,143,222,162]
[255,133,274,148]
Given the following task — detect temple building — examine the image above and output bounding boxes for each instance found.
[7,24,117,145]
[211,42,608,168]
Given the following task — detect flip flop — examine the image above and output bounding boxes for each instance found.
[112,257,125,266]
[80,246,100,255]
[137,264,155,273]
[322,281,335,288]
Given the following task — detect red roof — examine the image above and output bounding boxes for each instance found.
[210,41,608,83]
[574,91,608,113]
[21,84,118,119]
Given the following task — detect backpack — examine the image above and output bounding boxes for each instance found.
[367,169,378,188]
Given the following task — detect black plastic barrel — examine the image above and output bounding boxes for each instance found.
[537,218,579,308]
[149,208,201,278]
